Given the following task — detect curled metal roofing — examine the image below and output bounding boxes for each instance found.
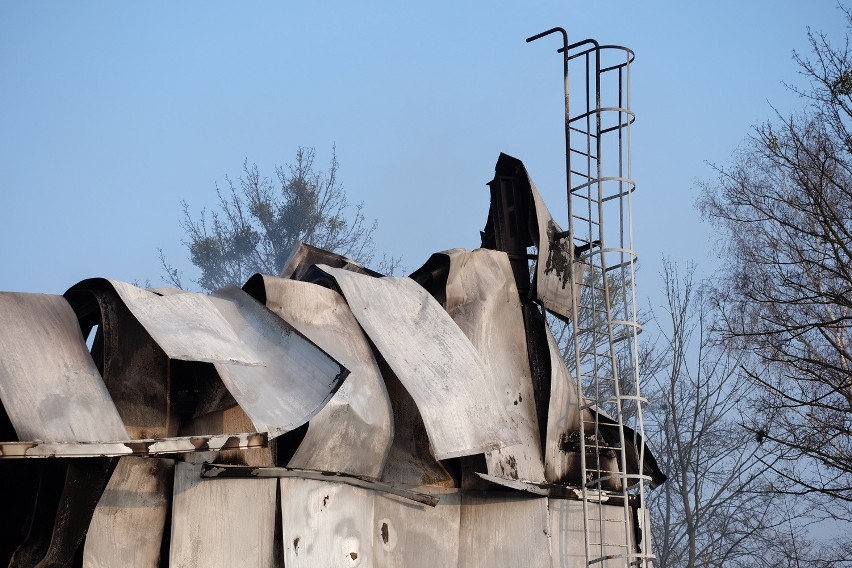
[0,154,663,568]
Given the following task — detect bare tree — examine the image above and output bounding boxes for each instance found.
[643,260,795,568]
[697,13,852,514]
[161,146,383,291]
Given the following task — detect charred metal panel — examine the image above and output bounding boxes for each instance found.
[208,285,349,439]
[2,460,64,566]
[243,275,392,478]
[280,241,382,281]
[83,457,174,568]
[591,407,666,490]
[65,285,177,439]
[280,478,374,568]
[0,460,41,564]
[178,403,274,467]
[543,324,587,486]
[0,292,129,443]
[377,355,457,489]
[458,492,551,568]
[482,154,585,322]
[522,301,553,458]
[0,150,665,566]
[529,177,585,323]
[481,157,535,295]
[472,473,582,500]
[412,248,545,482]
[170,462,277,568]
[9,457,116,568]
[316,266,519,460]
[373,489,461,568]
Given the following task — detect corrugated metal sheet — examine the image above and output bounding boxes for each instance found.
[65,281,178,439]
[280,242,382,281]
[378,359,457,488]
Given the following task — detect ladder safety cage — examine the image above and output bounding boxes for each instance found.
[527,28,651,568]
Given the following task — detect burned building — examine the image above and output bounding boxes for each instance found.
[0,31,662,568]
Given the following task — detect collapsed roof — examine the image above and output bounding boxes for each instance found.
[0,154,664,568]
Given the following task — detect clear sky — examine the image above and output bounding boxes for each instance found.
[1,1,848,310]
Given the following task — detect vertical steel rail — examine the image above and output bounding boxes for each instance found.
[527,28,594,567]
[528,29,651,567]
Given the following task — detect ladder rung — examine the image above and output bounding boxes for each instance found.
[577,284,607,293]
[572,215,600,225]
[589,554,629,565]
[611,332,634,345]
[581,445,623,452]
[604,259,636,272]
[569,125,599,138]
[570,169,593,179]
[585,473,625,485]
[582,417,622,423]
[569,148,598,160]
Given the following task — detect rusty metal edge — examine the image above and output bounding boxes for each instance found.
[0,432,267,458]
[200,463,439,507]
[475,472,632,505]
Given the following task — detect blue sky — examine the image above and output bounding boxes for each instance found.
[1,1,848,310]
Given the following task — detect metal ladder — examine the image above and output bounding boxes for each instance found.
[527,29,653,567]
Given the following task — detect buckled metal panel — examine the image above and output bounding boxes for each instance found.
[208,285,349,438]
[423,248,545,482]
[169,462,277,567]
[378,360,457,488]
[245,276,392,478]
[316,266,519,460]
[69,279,261,366]
[0,292,128,443]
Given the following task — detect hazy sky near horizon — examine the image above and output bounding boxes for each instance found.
[1,2,848,309]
